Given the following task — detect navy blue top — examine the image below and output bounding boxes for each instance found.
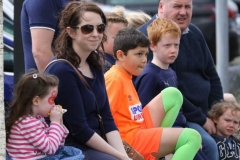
[135,62,186,127]
[139,15,223,126]
[45,60,117,149]
[135,62,177,106]
[103,53,116,73]
[21,0,69,72]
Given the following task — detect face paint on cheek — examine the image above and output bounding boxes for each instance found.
[48,90,57,105]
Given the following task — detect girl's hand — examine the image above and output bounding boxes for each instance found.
[49,105,62,124]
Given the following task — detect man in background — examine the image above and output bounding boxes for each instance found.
[21,0,72,72]
[138,0,223,159]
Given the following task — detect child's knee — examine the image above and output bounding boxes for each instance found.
[188,128,202,146]
[162,87,183,110]
[175,128,202,151]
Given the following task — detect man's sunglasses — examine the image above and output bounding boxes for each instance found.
[72,24,106,34]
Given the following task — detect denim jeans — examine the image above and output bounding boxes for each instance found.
[6,146,84,160]
[187,122,218,160]
[82,148,118,160]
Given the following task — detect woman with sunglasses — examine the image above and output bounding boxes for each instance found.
[44,1,131,159]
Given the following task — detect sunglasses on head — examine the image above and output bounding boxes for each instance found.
[72,24,106,34]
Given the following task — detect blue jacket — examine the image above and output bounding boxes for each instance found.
[138,15,223,126]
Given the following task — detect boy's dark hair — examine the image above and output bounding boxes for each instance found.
[113,27,150,59]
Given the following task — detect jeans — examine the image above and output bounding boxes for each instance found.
[187,122,218,160]
[66,142,118,160]
[82,148,118,160]
[6,146,84,160]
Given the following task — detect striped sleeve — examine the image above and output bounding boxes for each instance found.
[60,125,69,145]
[20,118,65,155]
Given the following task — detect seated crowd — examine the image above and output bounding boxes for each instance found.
[5,0,240,160]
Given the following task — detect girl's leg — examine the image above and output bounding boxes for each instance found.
[152,128,201,160]
[147,87,183,127]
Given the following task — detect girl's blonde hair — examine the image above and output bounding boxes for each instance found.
[104,9,128,26]
[112,6,151,29]
[208,100,240,120]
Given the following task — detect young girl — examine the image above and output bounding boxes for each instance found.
[208,100,240,160]
[6,70,84,160]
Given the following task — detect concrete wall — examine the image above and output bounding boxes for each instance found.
[0,0,6,159]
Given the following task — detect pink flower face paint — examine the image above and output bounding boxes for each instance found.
[48,90,57,105]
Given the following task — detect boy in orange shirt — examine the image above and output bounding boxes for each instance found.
[104,27,201,160]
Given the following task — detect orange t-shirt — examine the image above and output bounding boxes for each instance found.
[105,65,144,144]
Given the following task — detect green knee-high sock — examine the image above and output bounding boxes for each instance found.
[160,87,183,127]
[172,128,202,160]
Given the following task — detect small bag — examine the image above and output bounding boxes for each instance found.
[123,140,144,160]
[45,59,144,160]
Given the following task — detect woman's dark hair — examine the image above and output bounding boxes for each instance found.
[5,70,59,140]
[54,0,107,69]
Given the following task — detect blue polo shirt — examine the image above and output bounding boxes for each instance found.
[21,0,70,72]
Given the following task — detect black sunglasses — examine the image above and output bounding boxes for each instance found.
[72,24,106,34]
